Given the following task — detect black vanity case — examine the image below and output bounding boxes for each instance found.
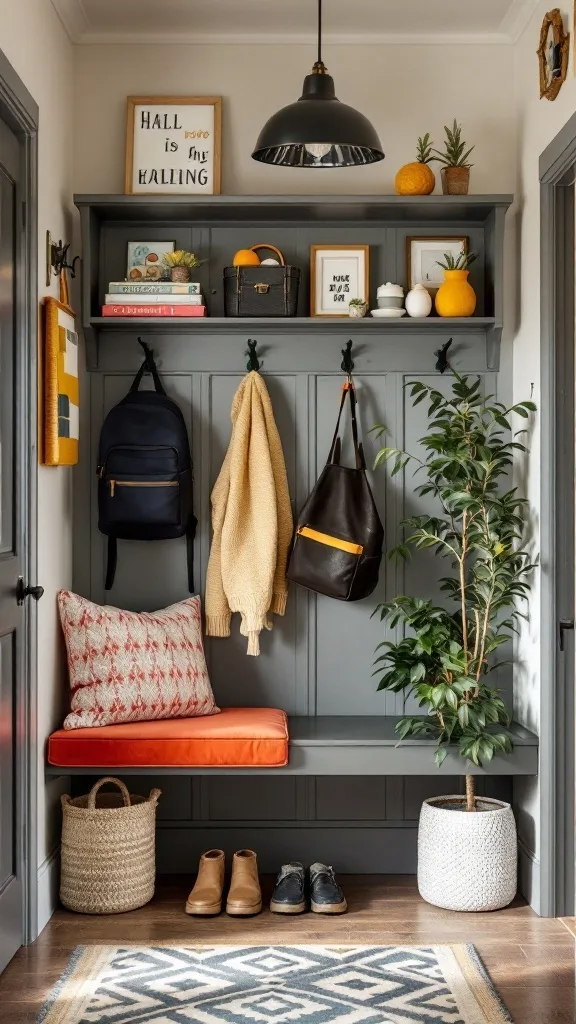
[224,244,300,317]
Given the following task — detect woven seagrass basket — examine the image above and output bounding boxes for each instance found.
[60,777,161,914]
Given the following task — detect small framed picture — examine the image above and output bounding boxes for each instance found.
[126,241,175,281]
[310,245,369,317]
[407,237,468,290]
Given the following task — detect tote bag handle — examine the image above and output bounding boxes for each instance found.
[327,383,366,471]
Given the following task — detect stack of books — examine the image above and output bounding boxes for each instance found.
[102,281,207,318]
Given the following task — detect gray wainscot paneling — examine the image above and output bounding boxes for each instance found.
[72,335,515,872]
[69,194,530,874]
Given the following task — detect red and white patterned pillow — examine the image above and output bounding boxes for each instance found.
[58,591,219,730]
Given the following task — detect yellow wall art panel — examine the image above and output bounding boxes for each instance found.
[43,297,79,466]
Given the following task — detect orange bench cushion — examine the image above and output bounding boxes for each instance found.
[48,707,289,768]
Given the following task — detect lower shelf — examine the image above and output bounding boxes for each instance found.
[45,716,538,777]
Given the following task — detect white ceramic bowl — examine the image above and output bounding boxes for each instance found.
[371,308,407,318]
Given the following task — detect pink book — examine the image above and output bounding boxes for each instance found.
[101,304,207,317]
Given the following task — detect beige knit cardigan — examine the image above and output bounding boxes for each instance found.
[205,371,293,656]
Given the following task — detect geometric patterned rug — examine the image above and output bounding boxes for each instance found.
[37,945,512,1024]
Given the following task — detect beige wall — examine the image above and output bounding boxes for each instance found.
[513,2,576,730]
[73,42,516,195]
[0,0,74,932]
[511,4,576,904]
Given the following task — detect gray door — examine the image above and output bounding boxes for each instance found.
[0,113,26,973]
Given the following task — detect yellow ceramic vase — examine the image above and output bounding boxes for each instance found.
[435,269,476,317]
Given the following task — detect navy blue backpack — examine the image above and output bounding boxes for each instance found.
[97,343,196,591]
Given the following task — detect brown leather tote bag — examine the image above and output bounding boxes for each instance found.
[287,383,384,601]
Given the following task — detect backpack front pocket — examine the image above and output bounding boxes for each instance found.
[287,526,363,600]
[102,474,180,528]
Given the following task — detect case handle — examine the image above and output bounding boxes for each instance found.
[250,244,285,266]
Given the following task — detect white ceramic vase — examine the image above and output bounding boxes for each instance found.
[405,284,432,317]
[417,795,517,912]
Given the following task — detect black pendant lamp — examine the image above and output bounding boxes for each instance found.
[252,0,384,168]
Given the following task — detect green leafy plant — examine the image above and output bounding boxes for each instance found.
[437,250,478,271]
[432,120,475,168]
[349,297,367,306]
[372,374,536,810]
[416,133,434,164]
[163,250,201,268]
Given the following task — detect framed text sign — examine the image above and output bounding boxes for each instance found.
[310,244,369,317]
[125,96,222,195]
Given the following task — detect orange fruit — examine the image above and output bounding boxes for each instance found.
[233,248,261,267]
[394,162,435,196]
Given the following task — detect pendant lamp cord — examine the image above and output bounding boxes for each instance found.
[317,0,322,66]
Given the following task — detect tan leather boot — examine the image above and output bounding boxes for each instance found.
[185,849,225,915]
[226,850,262,916]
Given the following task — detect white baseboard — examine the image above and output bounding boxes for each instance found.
[518,836,540,914]
[37,849,60,935]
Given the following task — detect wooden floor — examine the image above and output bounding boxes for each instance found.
[1,876,574,1022]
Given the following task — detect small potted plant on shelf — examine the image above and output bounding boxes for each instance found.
[435,249,478,317]
[348,297,368,318]
[372,374,536,912]
[163,250,202,283]
[432,120,475,195]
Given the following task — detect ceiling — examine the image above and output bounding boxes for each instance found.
[52,0,540,44]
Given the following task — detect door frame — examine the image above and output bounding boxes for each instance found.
[540,112,576,918]
[0,49,39,945]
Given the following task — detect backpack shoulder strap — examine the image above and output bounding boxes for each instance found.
[186,514,198,593]
[105,535,117,591]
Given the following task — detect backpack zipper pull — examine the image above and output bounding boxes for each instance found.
[110,479,116,497]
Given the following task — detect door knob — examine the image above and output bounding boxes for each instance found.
[559,618,574,651]
[16,576,44,606]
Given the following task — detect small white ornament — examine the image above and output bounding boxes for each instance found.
[406,284,432,317]
[260,258,280,266]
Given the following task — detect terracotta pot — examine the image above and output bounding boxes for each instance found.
[171,266,191,283]
[435,270,476,318]
[441,167,470,195]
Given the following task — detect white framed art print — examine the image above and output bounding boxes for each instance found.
[125,96,222,195]
[407,237,468,290]
[310,245,370,317]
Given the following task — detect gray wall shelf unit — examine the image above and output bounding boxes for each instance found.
[76,193,510,370]
[70,191,535,872]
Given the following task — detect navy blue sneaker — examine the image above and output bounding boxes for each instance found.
[309,863,347,914]
[270,862,306,914]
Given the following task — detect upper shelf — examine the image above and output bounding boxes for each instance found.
[90,315,497,334]
[76,192,511,370]
[75,193,513,225]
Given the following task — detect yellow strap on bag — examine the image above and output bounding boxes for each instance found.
[297,526,363,556]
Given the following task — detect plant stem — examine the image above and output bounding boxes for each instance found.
[459,510,469,670]
[465,774,476,812]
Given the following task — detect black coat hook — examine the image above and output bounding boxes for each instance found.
[48,236,80,279]
[137,337,156,370]
[435,338,453,374]
[341,340,354,377]
[246,339,261,372]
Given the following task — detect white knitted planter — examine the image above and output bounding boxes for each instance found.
[417,795,517,912]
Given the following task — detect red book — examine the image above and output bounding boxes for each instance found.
[102,304,207,317]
